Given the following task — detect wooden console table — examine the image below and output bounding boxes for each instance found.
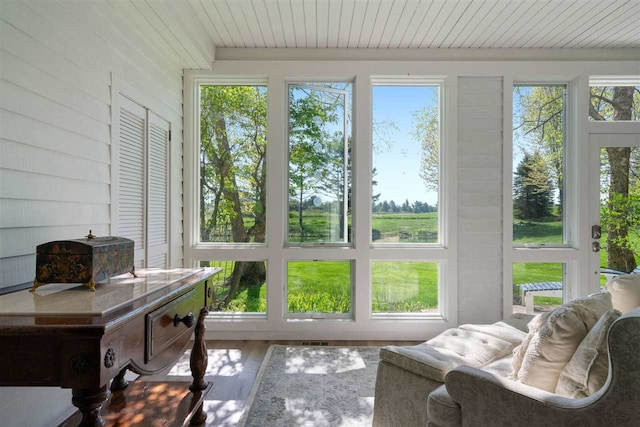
[0,268,220,427]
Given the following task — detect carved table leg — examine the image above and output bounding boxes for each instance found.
[188,389,208,426]
[110,367,129,391]
[189,306,209,392]
[189,306,210,425]
[71,386,110,427]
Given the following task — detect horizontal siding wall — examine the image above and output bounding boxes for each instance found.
[0,1,185,295]
[457,76,504,325]
[0,2,188,425]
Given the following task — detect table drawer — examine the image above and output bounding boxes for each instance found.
[145,289,196,363]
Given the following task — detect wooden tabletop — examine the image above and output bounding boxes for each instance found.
[0,268,218,319]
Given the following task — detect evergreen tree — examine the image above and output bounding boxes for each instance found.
[514,152,554,220]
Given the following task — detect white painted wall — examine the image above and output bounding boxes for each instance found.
[0,0,186,290]
[0,1,196,424]
[457,76,504,324]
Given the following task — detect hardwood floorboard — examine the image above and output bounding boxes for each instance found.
[61,340,419,426]
[194,340,419,425]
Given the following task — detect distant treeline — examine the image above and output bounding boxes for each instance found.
[373,199,437,213]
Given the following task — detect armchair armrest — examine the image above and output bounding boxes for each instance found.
[445,366,606,427]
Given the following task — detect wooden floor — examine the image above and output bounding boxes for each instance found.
[62,340,419,427]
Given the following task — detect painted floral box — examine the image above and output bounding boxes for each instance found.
[33,234,135,291]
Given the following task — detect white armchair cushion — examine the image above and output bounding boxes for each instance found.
[556,308,621,398]
[512,292,613,392]
[380,328,515,383]
[605,273,640,314]
[459,322,527,345]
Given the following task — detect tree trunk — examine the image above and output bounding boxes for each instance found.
[223,261,266,306]
[199,155,207,241]
[605,87,636,272]
[606,146,636,272]
[214,115,248,243]
[213,114,266,308]
[298,173,305,241]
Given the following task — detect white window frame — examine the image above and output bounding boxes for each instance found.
[184,68,457,340]
[504,77,580,316]
[284,79,354,320]
[285,81,352,247]
[369,78,448,320]
[370,77,446,248]
[586,75,640,293]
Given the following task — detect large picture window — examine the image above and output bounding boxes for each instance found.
[199,84,267,244]
[371,85,440,244]
[370,81,443,316]
[287,83,352,245]
[512,84,567,246]
[186,71,451,337]
[197,83,268,315]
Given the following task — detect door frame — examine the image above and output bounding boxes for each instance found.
[588,122,640,294]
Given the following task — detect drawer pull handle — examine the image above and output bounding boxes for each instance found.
[173,312,195,328]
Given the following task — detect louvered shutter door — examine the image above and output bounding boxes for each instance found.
[146,111,169,268]
[117,96,146,267]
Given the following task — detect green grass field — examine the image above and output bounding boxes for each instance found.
[208,213,637,313]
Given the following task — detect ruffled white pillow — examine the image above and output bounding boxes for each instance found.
[555,309,621,398]
[510,292,613,392]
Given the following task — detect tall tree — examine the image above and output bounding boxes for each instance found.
[413,105,439,192]
[288,87,343,241]
[513,151,554,220]
[514,86,565,213]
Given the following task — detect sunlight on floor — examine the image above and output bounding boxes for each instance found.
[202,400,245,427]
[166,349,244,377]
[282,397,374,427]
[285,347,367,374]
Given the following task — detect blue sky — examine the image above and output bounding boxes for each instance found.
[372,85,439,206]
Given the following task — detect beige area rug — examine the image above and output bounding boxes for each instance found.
[238,345,381,427]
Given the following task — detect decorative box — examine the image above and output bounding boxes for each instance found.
[33,232,135,291]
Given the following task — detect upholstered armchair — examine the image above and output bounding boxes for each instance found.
[441,307,640,427]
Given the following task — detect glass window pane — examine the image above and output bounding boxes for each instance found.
[372,261,438,314]
[199,85,267,243]
[513,262,564,315]
[288,83,352,244]
[599,147,640,280]
[287,261,351,314]
[200,260,267,313]
[372,85,440,243]
[512,85,566,245]
[589,85,640,121]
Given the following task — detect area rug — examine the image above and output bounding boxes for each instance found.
[238,345,381,427]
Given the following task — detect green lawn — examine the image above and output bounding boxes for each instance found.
[287,261,351,313]
[209,214,637,313]
[372,261,438,312]
[288,210,439,243]
[372,212,438,243]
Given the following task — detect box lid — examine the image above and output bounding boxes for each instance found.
[37,236,134,255]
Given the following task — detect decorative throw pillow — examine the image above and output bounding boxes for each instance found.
[514,292,613,392]
[605,273,640,314]
[556,309,621,398]
[509,311,552,379]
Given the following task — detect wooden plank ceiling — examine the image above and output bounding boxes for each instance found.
[35,0,639,70]
[190,0,640,49]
